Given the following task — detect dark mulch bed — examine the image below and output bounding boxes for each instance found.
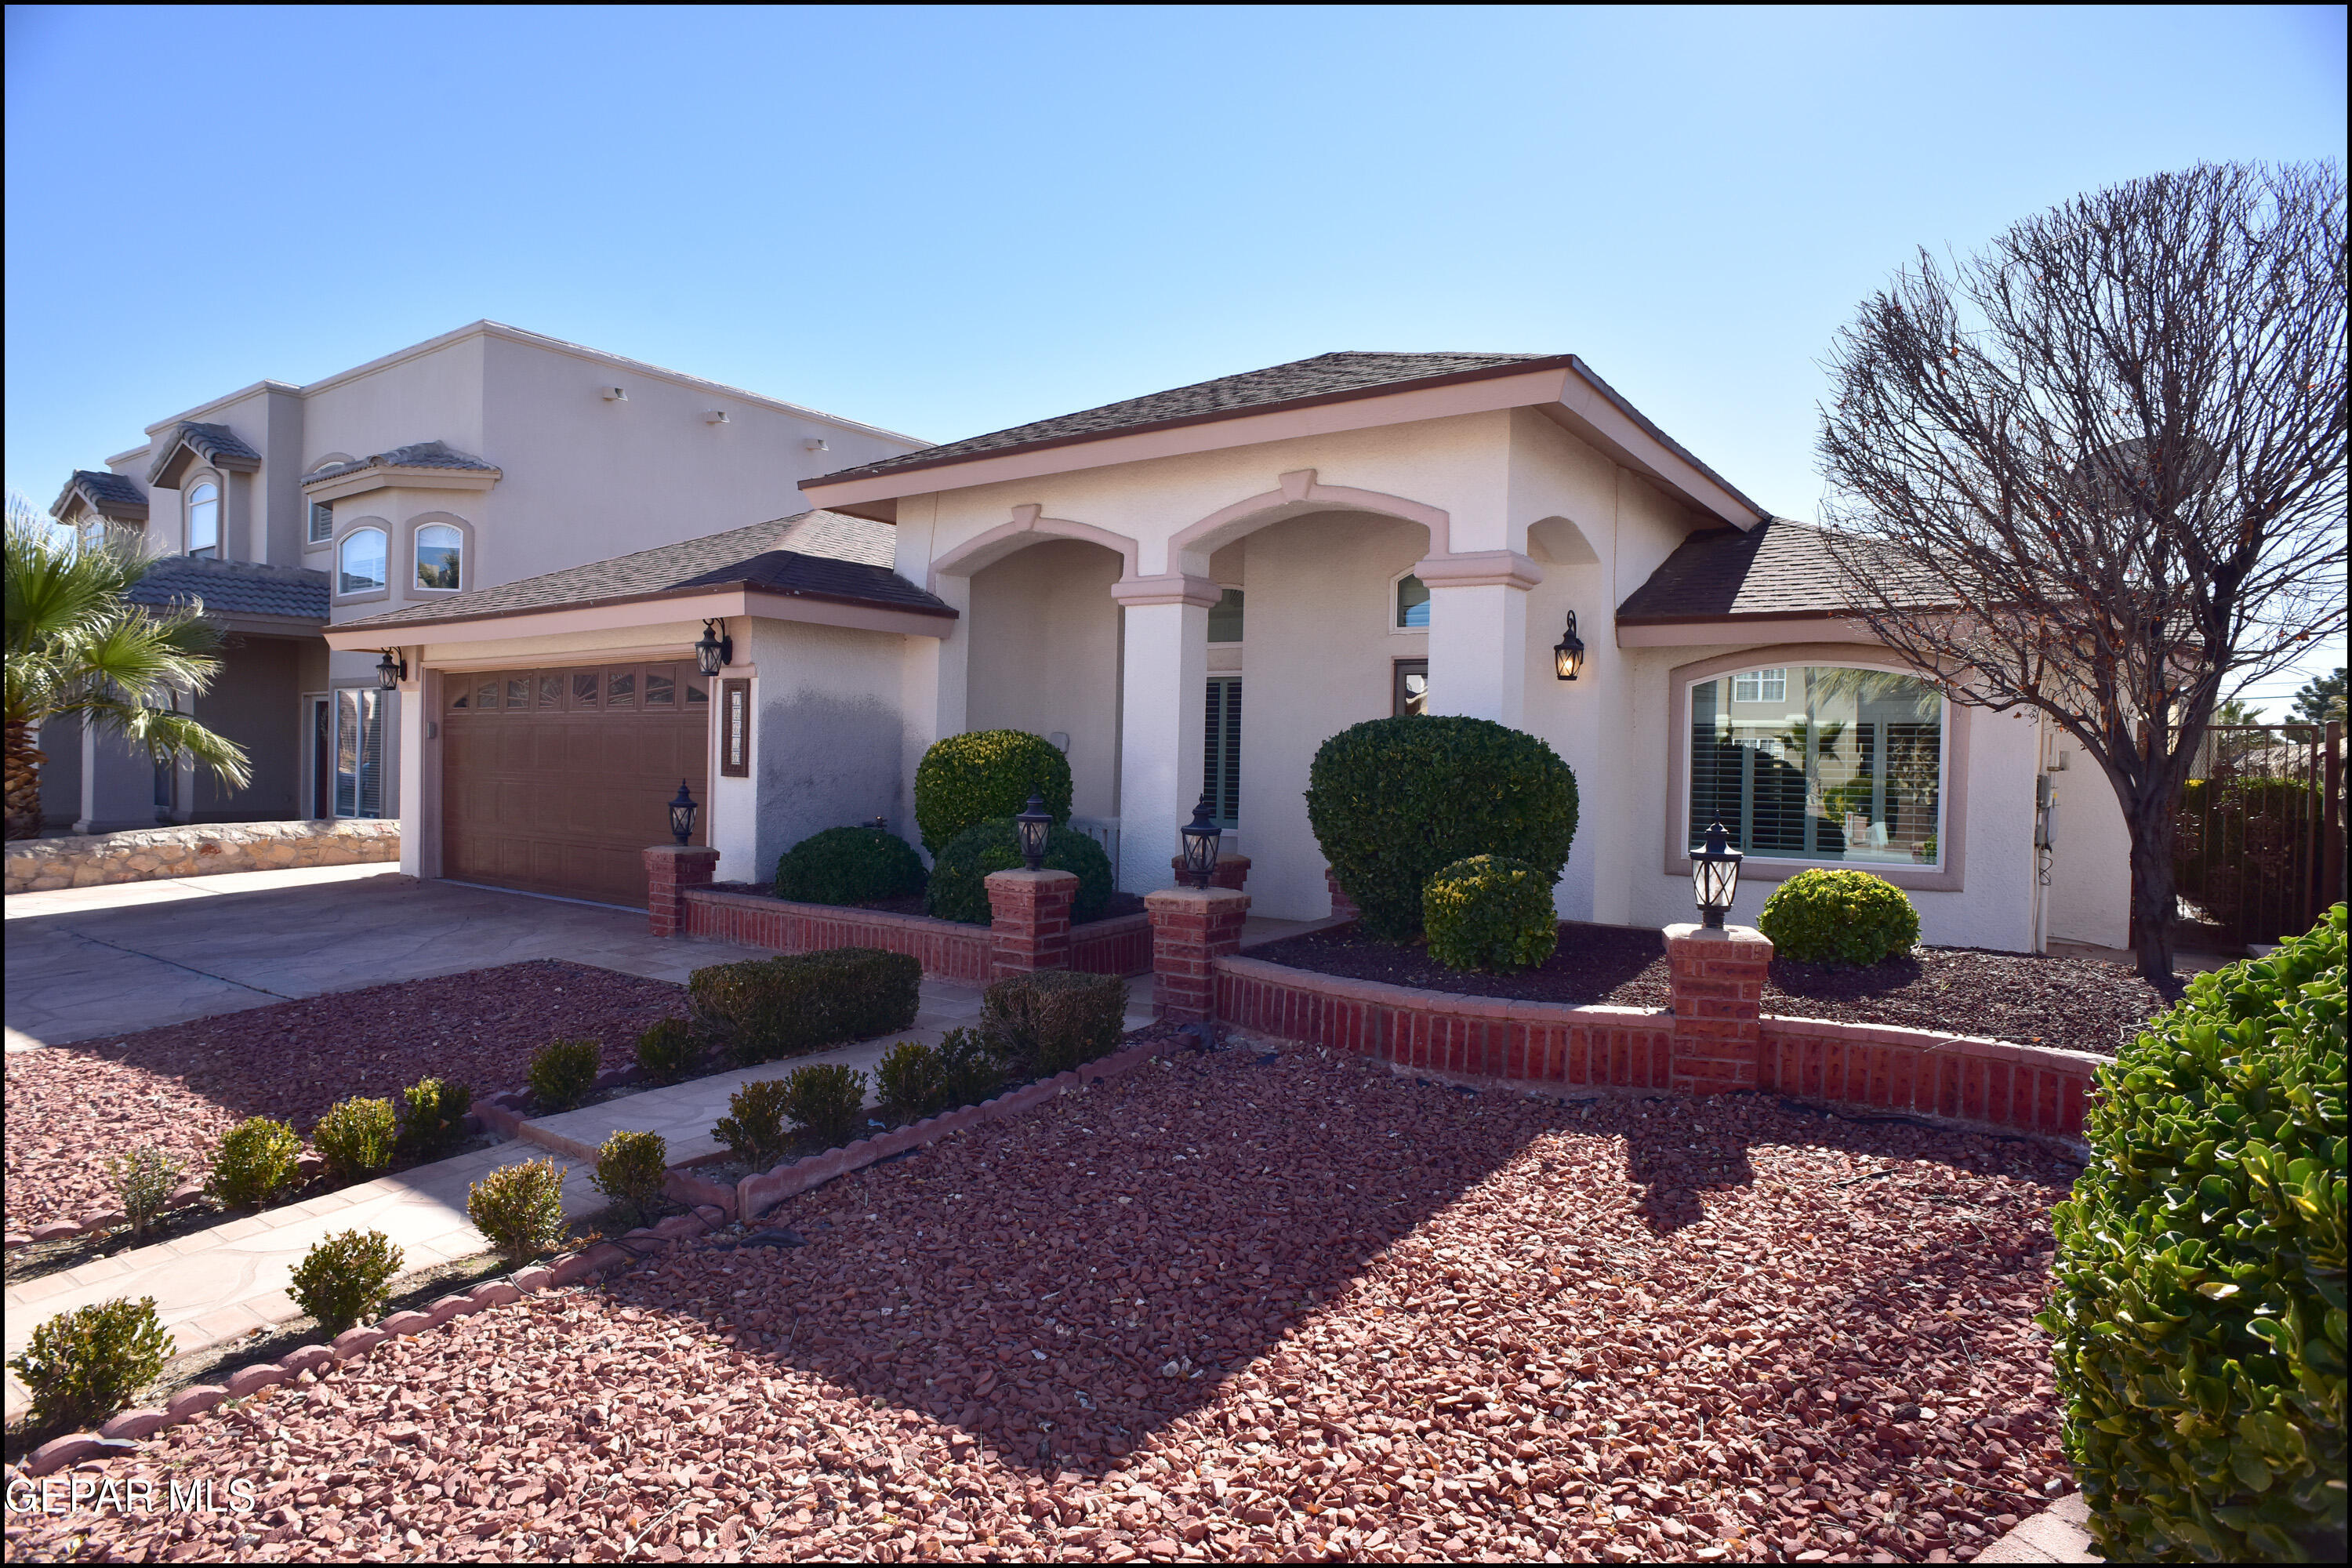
[1247,920,2178,1057]
[711,884,1149,925]
[4,960,684,1232]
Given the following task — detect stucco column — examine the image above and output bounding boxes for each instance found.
[78,722,157,835]
[396,668,427,878]
[1112,574,1219,896]
[1664,922,1773,1094]
[1417,551,1542,726]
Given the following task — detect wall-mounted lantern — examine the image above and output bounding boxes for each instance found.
[375,649,408,691]
[668,780,699,845]
[1693,820,1743,927]
[694,619,733,677]
[1552,612,1587,681]
[1180,792,1223,890]
[1014,793,1052,871]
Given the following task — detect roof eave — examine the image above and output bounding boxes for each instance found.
[328,577,957,639]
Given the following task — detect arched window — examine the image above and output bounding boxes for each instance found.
[185,483,220,558]
[415,523,463,591]
[338,527,387,596]
[1395,573,1430,629]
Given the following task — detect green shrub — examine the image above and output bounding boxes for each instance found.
[985,969,1127,1077]
[396,1076,472,1161]
[2042,904,2346,1563]
[713,1080,795,1172]
[108,1147,184,1243]
[312,1096,397,1184]
[528,1037,603,1111]
[775,825,927,906]
[591,1130,670,1223]
[633,1017,703,1085]
[937,1025,1007,1108]
[925,818,1113,927]
[288,1228,405,1335]
[782,1063,869,1146]
[1424,855,1560,974]
[1305,715,1578,940]
[466,1157,568,1266]
[1756,867,1920,964]
[876,1040,945,1118]
[206,1117,303,1210]
[688,947,921,1068]
[914,729,1073,853]
[5,1296,172,1435]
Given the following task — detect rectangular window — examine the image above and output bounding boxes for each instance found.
[720,678,751,777]
[1202,677,1241,828]
[606,670,635,709]
[505,676,529,708]
[307,501,333,545]
[333,689,386,818]
[538,673,563,710]
[1689,666,1942,866]
[572,671,601,710]
[1207,589,1245,644]
[644,668,675,707]
[1393,659,1428,717]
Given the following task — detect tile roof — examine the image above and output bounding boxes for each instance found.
[337,510,952,632]
[1615,518,1930,622]
[811,351,1571,486]
[127,554,328,623]
[147,423,262,485]
[303,441,499,486]
[52,470,149,523]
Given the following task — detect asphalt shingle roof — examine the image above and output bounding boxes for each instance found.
[811,351,1570,486]
[303,441,499,485]
[337,510,952,632]
[127,554,328,622]
[53,470,149,522]
[1614,519,1920,622]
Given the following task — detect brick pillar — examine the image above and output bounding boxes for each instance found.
[1146,885,1250,1022]
[985,868,1079,980]
[1325,866,1359,923]
[645,845,720,938]
[1167,852,1251,891]
[1664,922,1773,1094]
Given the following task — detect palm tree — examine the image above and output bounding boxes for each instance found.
[5,494,251,840]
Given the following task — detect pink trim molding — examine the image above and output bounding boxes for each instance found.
[1170,468,1454,561]
[927,503,1142,590]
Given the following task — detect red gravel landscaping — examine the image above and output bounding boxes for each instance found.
[4,960,683,1232]
[14,1044,2078,1563]
[1250,921,2178,1056]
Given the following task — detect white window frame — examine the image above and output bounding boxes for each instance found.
[413,522,463,593]
[329,687,387,819]
[184,480,220,558]
[307,499,334,546]
[1389,568,1432,635]
[336,524,389,599]
[1731,666,1787,704]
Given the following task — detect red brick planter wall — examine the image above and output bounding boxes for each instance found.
[1756,1018,2099,1141]
[680,885,1152,981]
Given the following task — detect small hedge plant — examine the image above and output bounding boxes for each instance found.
[313,1096,398,1184]
[713,1080,794,1171]
[984,970,1127,1076]
[877,1040,944,1118]
[2042,903,2346,1564]
[397,1076,471,1161]
[466,1157,568,1267]
[109,1147,184,1243]
[925,818,1113,927]
[1305,715,1578,940]
[782,1064,869,1147]
[592,1130,670,1224]
[913,728,1073,854]
[880,1029,1005,1118]
[289,1228,405,1335]
[207,1117,303,1210]
[634,1018,703,1085]
[775,825,927,906]
[528,1037,602,1111]
[1424,855,1559,974]
[5,1296,172,1435]
[688,948,920,1069]
[1757,867,1919,965]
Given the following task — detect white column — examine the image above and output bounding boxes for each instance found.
[396,669,428,877]
[1112,573,1219,895]
[902,575,970,847]
[1417,551,1543,726]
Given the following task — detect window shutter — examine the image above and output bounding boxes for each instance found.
[1202,677,1242,828]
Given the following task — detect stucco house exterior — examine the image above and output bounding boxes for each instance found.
[43,321,924,835]
[325,350,2134,952]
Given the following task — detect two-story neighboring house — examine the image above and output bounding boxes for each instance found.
[45,321,925,836]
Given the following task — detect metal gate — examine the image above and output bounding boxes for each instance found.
[2174,720,2345,946]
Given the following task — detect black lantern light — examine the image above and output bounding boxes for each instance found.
[374,648,407,691]
[1180,792,1223,890]
[1014,792,1052,871]
[693,619,734,677]
[667,780,699,845]
[1552,611,1586,681]
[1693,820,1743,928]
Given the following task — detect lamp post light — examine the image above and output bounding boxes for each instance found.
[1180,792,1222,890]
[1552,611,1586,681]
[1693,820,1743,928]
[1014,793,1052,872]
[667,780,699,845]
[375,648,407,691]
[694,619,733,677]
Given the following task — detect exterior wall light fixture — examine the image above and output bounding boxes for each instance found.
[1014,793,1052,871]
[1693,820,1743,927]
[375,649,408,691]
[668,780,699,845]
[1552,611,1587,681]
[695,619,733,677]
[1180,792,1223,889]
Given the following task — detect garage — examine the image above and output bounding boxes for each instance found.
[441,660,710,907]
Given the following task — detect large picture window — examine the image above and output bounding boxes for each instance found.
[1688,665,1944,866]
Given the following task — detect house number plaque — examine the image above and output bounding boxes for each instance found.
[720,678,750,778]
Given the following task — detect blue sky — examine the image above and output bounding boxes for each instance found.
[6,4,2344,708]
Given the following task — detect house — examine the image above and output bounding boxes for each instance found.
[325,350,2135,951]
[43,321,926,837]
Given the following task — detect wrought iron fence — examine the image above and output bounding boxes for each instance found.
[2174,721,2345,946]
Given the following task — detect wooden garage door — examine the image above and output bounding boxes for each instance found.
[441,662,710,908]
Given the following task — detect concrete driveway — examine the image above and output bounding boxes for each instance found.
[5,865,775,1049]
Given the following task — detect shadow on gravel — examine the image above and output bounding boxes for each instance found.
[609,1047,2074,1483]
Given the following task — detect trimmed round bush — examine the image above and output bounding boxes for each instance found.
[1756,868,1919,964]
[1305,716,1578,940]
[289,1228,404,1336]
[466,1157,568,1268]
[396,1076,472,1161]
[5,1296,172,1435]
[924,818,1112,926]
[1424,855,1559,974]
[206,1116,303,1211]
[781,1063,869,1147]
[591,1130,670,1222]
[913,729,1073,854]
[774,825,927,906]
[311,1095,397,1184]
[2041,904,2346,1564]
[634,1017,702,1084]
[528,1037,601,1111]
